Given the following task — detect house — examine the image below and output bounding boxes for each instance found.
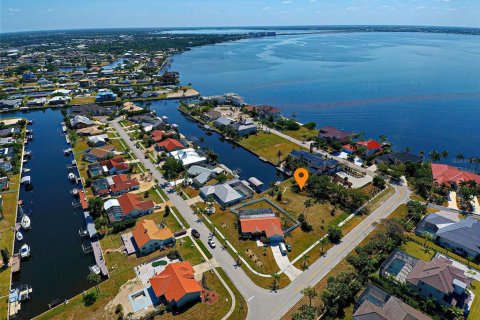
[406,256,471,308]
[0,158,12,172]
[353,285,431,320]
[108,174,140,196]
[0,99,22,109]
[375,152,422,165]
[132,219,175,254]
[0,128,16,138]
[415,211,460,237]
[342,139,382,156]
[431,163,480,188]
[83,145,115,162]
[100,156,130,175]
[203,110,221,121]
[70,115,94,129]
[91,178,110,196]
[318,126,355,143]
[95,89,117,103]
[169,148,207,167]
[104,193,155,222]
[239,209,284,243]
[22,72,37,82]
[0,176,9,190]
[155,138,185,153]
[231,119,257,136]
[200,179,254,207]
[255,105,282,121]
[48,96,71,105]
[149,261,202,309]
[289,150,339,175]
[435,217,480,258]
[26,97,47,107]
[151,130,173,142]
[88,162,106,178]
[187,165,218,187]
[88,134,109,147]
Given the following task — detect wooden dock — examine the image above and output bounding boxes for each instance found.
[91,240,108,277]
[11,254,20,273]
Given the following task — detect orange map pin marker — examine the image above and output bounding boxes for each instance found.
[294,168,309,190]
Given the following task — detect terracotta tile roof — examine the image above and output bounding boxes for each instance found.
[132,219,173,249]
[156,138,185,152]
[354,297,432,320]
[239,216,284,238]
[100,156,130,172]
[431,163,480,186]
[117,193,154,216]
[78,190,89,210]
[109,174,139,193]
[150,261,202,303]
[356,139,382,150]
[151,130,169,142]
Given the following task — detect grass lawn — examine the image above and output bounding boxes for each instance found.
[401,240,435,262]
[171,207,190,229]
[283,126,318,142]
[110,137,128,152]
[238,132,305,164]
[183,186,200,199]
[142,186,164,205]
[215,268,248,320]
[364,185,395,213]
[71,96,96,105]
[468,280,480,320]
[72,139,89,154]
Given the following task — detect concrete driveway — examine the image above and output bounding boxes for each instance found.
[271,245,302,281]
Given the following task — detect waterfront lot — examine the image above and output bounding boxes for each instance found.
[238,132,305,164]
[283,126,318,142]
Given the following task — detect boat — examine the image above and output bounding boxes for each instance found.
[89,265,101,275]
[71,188,79,196]
[21,176,31,185]
[20,215,31,230]
[48,299,62,309]
[68,173,77,182]
[16,231,23,241]
[63,148,72,155]
[24,150,32,158]
[19,244,30,258]
[22,168,31,173]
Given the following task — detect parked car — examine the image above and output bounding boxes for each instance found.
[279,242,287,255]
[191,229,200,239]
[285,243,292,252]
[208,238,216,248]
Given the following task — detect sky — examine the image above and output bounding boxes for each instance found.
[1,0,479,33]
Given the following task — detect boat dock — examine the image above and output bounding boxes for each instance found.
[91,240,108,277]
[8,285,32,318]
[11,254,20,273]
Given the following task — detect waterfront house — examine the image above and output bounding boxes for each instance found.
[95,89,117,103]
[87,162,106,178]
[435,217,480,258]
[132,219,175,254]
[0,99,22,109]
[100,156,130,175]
[415,211,460,237]
[406,256,471,308]
[83,145,115,162]
[255,105,282,121]
[149,261,202,309]
[108,174,140,196]
[151,130,173,142]
[26,97,47,107]
[88,134,109,147]
[353,285,431,320]
[431,163,480,189]
[104,192,155,222]
[203,110,222,121]
[48,96,72,105]
[0,138,14,146]
[318,126,355,143]
[71,115,94,129]
[288,149,339,175]
[213,116,233,128]
[186,165,218,187]
[231,119,257,136]
[0,176,9,190]
[169,148,206,167]
[0,158,12,172]
[200,179,254,207]
[91,178,110,196]
[69,104,119,116]
[239,209,284,243]
[155,138,185,153]
[342,139,382,156]
[0,128,16,138]
[375,151,422,165]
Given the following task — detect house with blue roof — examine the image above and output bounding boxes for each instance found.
[96,89,117,103]
[435,217,480,258]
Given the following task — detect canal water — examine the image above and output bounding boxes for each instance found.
[139,100,285,190]
[1,109,95,319]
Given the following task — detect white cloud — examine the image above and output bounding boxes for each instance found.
[263,6,272,11]
[46,8,54,13]
[9,8,21,12]
[282,0,293,4]
[346,6,357,10]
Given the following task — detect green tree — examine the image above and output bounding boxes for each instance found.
[271,273,280,291]
[88,197,104,217]
[1,248,9,266]
[301,286,318,307]
[87,271,101,284]
[328,225,343,244]
[83,292,98,306]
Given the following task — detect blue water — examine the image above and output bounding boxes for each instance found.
[59,58,127,72]
[172,32,480,164]
[1,109,95,319]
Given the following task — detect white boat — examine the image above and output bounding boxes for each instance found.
[68,173,77,181]
[89,265,101,275]
[16,231,23,241]
[71,188,79,196]
[20,244,30,258]
[21,215,31,230]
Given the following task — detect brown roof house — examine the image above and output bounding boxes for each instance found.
[353,284,431,320]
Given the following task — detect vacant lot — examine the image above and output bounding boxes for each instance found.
[238,132,304,164]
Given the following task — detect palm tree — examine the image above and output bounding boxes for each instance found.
[418,150,425,159]
[304,198,313,220]
[404,146,410,153]
[319,237,328,256]
[429,150,441,162]
[277,150,283,164]
[455,154,465,163]
[302,254,310,269]
[301,286,317,307]
[441,150,449,159]
[447,306,465,320]
[379,134,387,143]
[271,273,280,292]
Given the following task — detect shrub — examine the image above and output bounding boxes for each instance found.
[83,292,97,306]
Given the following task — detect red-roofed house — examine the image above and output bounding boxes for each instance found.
[149,261,202,308]
[155,138,185,153]
[342,139,382,156]
[431,163,480,188]
[109,174,140,196]
[239,216,284,242]
[100,156,130,175]
[151,130,174,142]
[132,219,175,254]
[104,193,155,222]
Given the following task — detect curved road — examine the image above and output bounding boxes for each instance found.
[112,119,409,320]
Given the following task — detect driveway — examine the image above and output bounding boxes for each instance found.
[271,245,302,281]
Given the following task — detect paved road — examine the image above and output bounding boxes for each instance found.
[112,119,409,320]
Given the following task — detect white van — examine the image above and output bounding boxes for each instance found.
[279,242,287,256]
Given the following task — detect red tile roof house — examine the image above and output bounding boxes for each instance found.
[431,163,480,189]
[342,139,382,156]
[104,193,155,222]
[255,105,282,121]
[100,156,130,175]
[132,219,175,255]
[150,130,174,142]
[83,145,115,163]
[406,256,472,308]
[239,214,284,243]
[108,174,140,196]
[155,138,185,153]
[149,261,202,309]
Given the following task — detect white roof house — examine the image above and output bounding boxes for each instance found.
[169,148,206,167]
[103,199,120,211]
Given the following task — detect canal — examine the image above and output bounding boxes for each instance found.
[139,99,285,190]
[1,109,95,319]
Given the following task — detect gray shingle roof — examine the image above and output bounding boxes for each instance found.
[436,217,480,255]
